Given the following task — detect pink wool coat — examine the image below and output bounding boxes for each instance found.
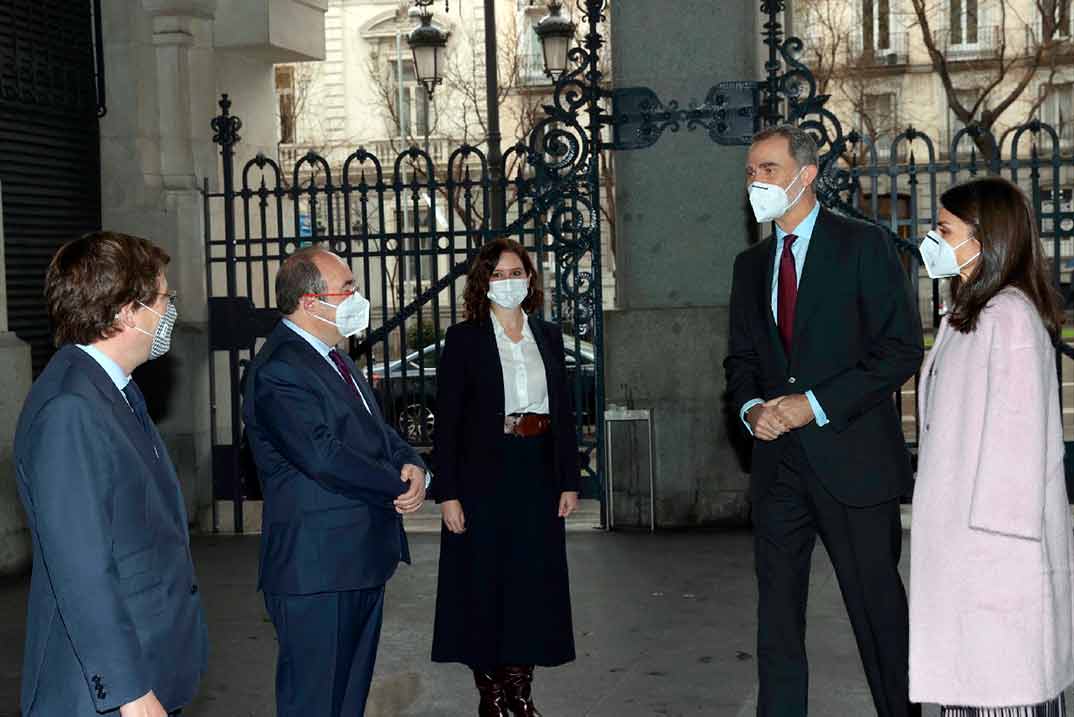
[910,288,1074,706]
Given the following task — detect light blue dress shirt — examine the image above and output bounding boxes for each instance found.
[281,320,430,488]
[740,200,830,431]
[77,344,131,402]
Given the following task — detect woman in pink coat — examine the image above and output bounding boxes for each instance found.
[911,176,1074,716]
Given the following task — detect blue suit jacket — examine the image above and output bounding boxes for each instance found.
[243,321,425,595]
[12,345,208,716]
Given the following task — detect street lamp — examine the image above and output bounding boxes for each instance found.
[534,0,576,80]
[407,7,449,96]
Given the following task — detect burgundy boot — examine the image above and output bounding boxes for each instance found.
[472,669,509,717]
[500,665,542,717]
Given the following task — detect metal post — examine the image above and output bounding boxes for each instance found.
[484,0,506,232]
[211,95,244,534]
[396,29,406,143]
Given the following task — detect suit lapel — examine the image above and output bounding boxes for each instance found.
[791,207,836,351]
[482,320,507,412]
[279,327,381,428]
[66,347,161,472]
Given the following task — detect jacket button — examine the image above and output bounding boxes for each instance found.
[788,376,796,384]
[190,584,199,595]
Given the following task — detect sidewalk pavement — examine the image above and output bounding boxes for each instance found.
[0,528,1069,716]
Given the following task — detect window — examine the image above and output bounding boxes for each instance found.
[390,61,431,139]
[1044,1,1072,39]
[949,0,979,45]
[1041,82,1074,145]
[862,92,898,154]
[947,88,986,150]
[862,0,892,51]
[275,65,295,144]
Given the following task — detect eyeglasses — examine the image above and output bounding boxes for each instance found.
[156,290,178,306]
[302,289,358,300]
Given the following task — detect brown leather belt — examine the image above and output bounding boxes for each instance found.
[504,413,552,437]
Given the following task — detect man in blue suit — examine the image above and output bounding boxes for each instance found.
[243,246,427,717]
[13,231,207,717]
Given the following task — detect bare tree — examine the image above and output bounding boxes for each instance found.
[908,0,1068,159]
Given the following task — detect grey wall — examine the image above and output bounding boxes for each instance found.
[606,0,758,527]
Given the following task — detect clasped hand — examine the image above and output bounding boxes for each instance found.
[394,463,426,514]
[747,393,815,441]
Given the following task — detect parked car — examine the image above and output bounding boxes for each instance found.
[369,334,597,446]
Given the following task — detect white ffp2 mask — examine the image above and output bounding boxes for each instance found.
[918,230,979,280]
[748,166,807,223]
[312,291,371,337]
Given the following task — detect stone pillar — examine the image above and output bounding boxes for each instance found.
[606,1,758,528]
[0,181,33,574]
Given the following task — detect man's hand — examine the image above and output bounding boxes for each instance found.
[747,400,790,441]
[119,691,167,717]
[558,491,579,518]
[394,463,426,514]
[772,393,815,430]
[441,499,466,533]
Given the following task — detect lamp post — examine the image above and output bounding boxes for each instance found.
[407,7,449,97]
[534,0,576,80]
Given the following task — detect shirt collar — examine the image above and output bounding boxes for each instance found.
[775,199,821,243]
[76,344,131,392]
[490,311,533,342]
[282,318,335,358]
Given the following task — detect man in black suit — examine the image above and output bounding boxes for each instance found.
[724,125,923,717]
[14,231,207,717]
[243,246,427,717]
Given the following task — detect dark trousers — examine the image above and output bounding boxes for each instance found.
[753,437,916,717]
[264,587,386,717]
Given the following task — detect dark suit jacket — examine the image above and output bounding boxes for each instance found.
[13,345,207,716]
[243,321,426,595]
[432,315,580,502]
[724,206,924,507]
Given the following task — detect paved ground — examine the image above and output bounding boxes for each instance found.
[0,528,1070,716]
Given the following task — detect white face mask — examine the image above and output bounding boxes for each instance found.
[918,230,980,280]
[134,300,177,361]
[487,278,530,310]
[311,291,371,337]
[748,165,808,223]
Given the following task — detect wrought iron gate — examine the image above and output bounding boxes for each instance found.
[204,0,1074,529]
[204,6,611,531]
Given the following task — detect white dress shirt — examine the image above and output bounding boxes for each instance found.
[491,311,550,416]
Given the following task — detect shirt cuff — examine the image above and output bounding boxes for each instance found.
[740,399,764,436]
[424,469,432,491]
[805,390,828,427]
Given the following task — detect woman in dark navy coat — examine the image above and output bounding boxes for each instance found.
[431,238,579,716]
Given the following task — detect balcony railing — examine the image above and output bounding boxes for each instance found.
[849,31,910,67]
[278,136,457,171]
[934,24,1003,61]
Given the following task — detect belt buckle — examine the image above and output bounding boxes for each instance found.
[505,414,521,435]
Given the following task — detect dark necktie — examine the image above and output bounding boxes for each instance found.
[122,380,152,436]
[777,233,798,355]
[328,349,368,410]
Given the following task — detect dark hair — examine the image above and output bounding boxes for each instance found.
[944,177,1063,340]
[463,239,544,321]
[46,231,170,347]
[276,246,329,314]
[752,124,819,168]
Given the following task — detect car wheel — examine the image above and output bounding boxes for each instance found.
[397,402,435,444]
